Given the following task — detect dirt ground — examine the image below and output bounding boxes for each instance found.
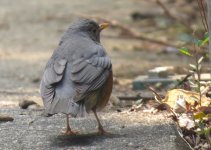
[0,0,199,149]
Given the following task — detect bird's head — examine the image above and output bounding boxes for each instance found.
[69,19,109,42]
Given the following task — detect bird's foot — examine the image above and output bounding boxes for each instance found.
[97,126,111,135]
[62,129,78,135]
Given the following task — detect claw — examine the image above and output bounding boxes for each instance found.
[62,129,78,135]
[63,114,78,135]
[96,124,110,135]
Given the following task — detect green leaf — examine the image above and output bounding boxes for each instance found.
[200,33,209,46]
[179,47,192,56]
[193,33,209,46]
[194,112,206,120]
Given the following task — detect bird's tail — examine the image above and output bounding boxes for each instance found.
[76,103,88,117]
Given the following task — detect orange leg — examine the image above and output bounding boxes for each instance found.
[92,108,109,135]
[63,115,78,135]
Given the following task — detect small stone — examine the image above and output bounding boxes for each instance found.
[19,100,37,109]
[178,114,195,130]
[32,77,40,83]
[202,143,209,149]
[128,142,134,147]
[116,109,122,112]
[0,115,14,122]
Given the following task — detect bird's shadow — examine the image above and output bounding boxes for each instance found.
[50,131,121,147]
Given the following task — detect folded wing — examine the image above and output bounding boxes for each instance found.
[70,55,112,101]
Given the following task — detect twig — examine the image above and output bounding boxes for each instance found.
[173,72,194,89]
[156,0,192,32]
[117,94,153,101]
[156,0,177,20]
[175,126,195,150]
[103,35,176,47]
[75,14,177,47]
[117,95,141,101]
[197,0,206,31]
[197,0,208,32]
[200,0,208,32]
[148,86,178,117]
[148,86,163,101]
[192,29,202,106]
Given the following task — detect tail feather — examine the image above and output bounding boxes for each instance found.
[76,103,88,117]
[41,80,80,117]
[46,97,80,117]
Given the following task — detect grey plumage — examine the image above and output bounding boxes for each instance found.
[40,19,112,118]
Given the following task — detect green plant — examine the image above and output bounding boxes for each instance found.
[179,32,208,106]
[194,112,211,147]
[177,32,211,148]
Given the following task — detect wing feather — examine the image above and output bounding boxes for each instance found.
[70,56,112,101]
[40,58,67,110]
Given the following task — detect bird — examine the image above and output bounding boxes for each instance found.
[40,19,113,135]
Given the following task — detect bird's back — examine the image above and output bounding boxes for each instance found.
[41,34,112,114]
[40,34,112,117]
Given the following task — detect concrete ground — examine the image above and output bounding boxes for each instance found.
[0,108,190,150]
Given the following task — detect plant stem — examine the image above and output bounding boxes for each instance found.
[208,0,211,65]
[195,54,202,106]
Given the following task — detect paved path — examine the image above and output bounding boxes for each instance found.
[0,108,190,150]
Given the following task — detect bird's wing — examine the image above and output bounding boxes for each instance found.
[40,57,69,114]
[42,58,67,86]
[70,54,112,101]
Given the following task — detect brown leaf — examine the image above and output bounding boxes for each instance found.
[163,89,211,113]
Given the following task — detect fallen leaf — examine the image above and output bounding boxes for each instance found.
[162,89,211,113]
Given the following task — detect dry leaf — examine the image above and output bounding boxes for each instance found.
[162,89,211,113]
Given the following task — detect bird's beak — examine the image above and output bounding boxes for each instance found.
[99,23,109,31]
